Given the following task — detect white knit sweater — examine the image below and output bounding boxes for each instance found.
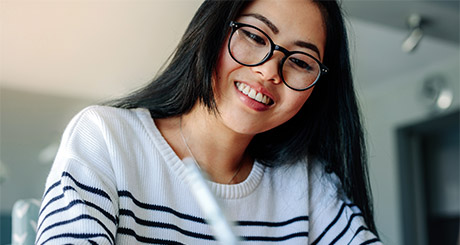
[36,106,381,244]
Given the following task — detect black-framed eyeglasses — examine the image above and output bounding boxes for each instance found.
[228,21,329,91]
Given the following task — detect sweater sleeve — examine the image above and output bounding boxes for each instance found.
[308,162,382,245]
[36,106,119,245]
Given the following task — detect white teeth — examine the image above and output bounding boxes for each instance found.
[242,85,250,95]
[255,92,263,102]
[237,82,245,91]
[262,96,269,104]
[248,88,256,98]
[235,82,272,105]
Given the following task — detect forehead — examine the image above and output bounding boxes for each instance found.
[239,0,326,56]
[241,0,325,22]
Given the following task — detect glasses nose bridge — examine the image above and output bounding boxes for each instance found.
[273,44,290,58]
[259,44,289,68]
[264,44,289,68]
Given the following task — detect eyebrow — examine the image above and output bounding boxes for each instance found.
[241,13,321,59]
[295,40,321,59]
[241,13,279,34]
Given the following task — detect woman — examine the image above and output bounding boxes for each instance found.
[36,0,381,244]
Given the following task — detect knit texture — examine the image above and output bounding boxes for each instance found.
[36,105,381,244]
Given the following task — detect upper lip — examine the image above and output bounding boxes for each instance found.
[235,81,275,104]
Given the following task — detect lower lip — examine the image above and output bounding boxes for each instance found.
[234,83,271,112]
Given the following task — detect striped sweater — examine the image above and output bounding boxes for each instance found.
[36,105,381,244]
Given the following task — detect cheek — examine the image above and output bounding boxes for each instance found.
[214,46,240,91]
[217,47,239,75]
[280,90,313,118]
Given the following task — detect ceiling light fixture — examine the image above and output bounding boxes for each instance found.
[402,13,425,53]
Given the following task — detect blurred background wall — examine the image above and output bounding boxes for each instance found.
[1,0,459,244]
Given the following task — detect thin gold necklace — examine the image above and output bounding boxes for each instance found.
[179,116,243,184]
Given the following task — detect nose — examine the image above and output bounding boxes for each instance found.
[250,54,283,85]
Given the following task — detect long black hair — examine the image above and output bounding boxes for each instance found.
[110,0,378,236]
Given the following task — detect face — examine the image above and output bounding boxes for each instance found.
[213,0,326,135]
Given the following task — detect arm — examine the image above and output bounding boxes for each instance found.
[308,162,382,245]
[36,107,119,245]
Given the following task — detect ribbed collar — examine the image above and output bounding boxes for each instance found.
[135,108,265,200]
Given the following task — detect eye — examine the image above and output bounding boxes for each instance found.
[289,57,313,71]
[241,29,267,46]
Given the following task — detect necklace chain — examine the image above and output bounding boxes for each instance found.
[179,116,243,184]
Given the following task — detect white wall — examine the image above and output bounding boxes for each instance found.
[361,56,459,244]
[1,0,202,100]
[346,16,460,244]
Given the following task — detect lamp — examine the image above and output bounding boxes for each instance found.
[420,74,453,111]
[402,14,425,53]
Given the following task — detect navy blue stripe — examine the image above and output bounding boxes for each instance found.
[360,238,380,245]
[39,193,64,217]
[347,226,370,245]
[118,227,184,245]
[238,216,309,227]
[37,214,115,244]
[330,213,363,244]
[119,209,215,240]
[242,232,308,242]
[40,233,111,245]
[119,190,308,229]
[62,171,112,201]
[120,209,308,243]
[40,171,113,217]
[311,202,352,245]
[118,190,206,224]
[38,199,117,232]
[43,180,61,199]
[39,186,76,216]
[88,240,98,245]
[119,209,311,242]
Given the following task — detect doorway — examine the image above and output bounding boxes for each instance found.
[397,110,459,245]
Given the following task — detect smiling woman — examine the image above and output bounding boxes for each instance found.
[35,0,382,244]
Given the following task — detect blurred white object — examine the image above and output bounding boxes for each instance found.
[402,14,424,53]
[420,74,453,111]
[182,157,239,245]
[12,198,41,245]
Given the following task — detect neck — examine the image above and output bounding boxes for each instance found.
[156,104,254,184]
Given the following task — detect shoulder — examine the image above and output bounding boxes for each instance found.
[308,159,345,202]
[308,158,350,221]
[69,105,145,127]
[270,159,343,206]
[48,105,156,192]
[307,159,381,244]
[57,105,154,162]
[63,105,150,139]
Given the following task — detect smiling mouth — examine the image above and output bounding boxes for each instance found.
[235,82,274,105]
